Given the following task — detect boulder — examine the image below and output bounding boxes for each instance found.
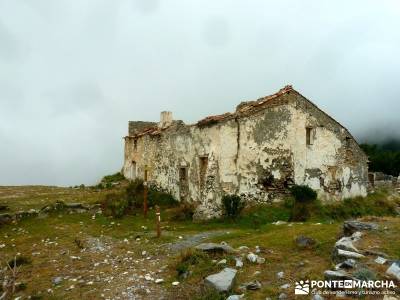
[324,270,352,281]
[0,213,14,225]
[335,237,359,252]
[195,243,236,254]
[386,261,400,281]
[52,276,63,285]
[343,220,378,236]
[246,252,258,263]
[375,256,387,265]
[235,257,243,268]
[240,280,261,290]
[295,235,316,249]
[332,248,365,263]
[205,268,237,292]
[15,209,38,220]
[335,259,356,270]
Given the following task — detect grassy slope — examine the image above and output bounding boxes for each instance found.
[0,185,399,299]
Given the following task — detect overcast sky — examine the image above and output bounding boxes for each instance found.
[0,0,399,186]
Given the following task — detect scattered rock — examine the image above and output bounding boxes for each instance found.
[0,213,13,225]
[324,270,352,280]
[386,261,400,281]
[332,248,365,263]
[312,295,325,300]
[205,268,237,292]
[335,259,357,270]
[217,259,227,265]
[155,279,164,284]
[343,220,378,236]
[52,277,63,286]
[383,295,400,300]
[280,283,290,289]
[240,280,261,290]
[257,257,265,264]
[335,237,359,252]
[235,257,243,268]
[272,221,287,225]
[295,235,316,249]
[195,242,236,254]
[375,256,387,265]
[246,252,258,263]
[277,271,284,279]
[172,281,180,286]
[278,293,287,299]
[144,274,153,281]
[226,295,244,300]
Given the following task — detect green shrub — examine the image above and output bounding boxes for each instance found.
[222,194,244,219]
[290,185,317,203]
[149,188,179,207]
[289,185,318,221]
[170,203,195,221]
[175,249,209,278]
[102,172,125,184]
[126,179,144,208]
[126,179,178,208]
[238,204,290,228]
[318,190,397,221]
[353,268,377,281]
[101,192,129,218]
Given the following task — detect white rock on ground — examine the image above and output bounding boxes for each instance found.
[375,256,387,265]
[235,258,243,268]
[172,281,180,286]
[217,259,227,265]
[226,295,244,300]
[195,242,236,254]
[324,270,352,280]
[386,262,400,280]
[247,252,258,263]
[277,271,284,279]
[205,267,237,292]
[336,249,365,259]
[335,237,359,252]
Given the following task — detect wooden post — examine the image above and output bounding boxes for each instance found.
[143,165,148,218]
[155,205,161,238]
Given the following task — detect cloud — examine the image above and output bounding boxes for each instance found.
[0,0,399,185]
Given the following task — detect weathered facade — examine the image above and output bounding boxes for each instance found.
[123,86,368,219]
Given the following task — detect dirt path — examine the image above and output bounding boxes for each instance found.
[166,230,228,252]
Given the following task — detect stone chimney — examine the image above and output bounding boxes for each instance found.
[158,111,173,128]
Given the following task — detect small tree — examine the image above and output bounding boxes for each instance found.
[222,194,244,219]
[289,185,317,221]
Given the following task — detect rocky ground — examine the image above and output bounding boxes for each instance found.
[0,186,400,299]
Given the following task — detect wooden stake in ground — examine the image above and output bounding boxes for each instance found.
[155,205,161,238]
[143,166,148,218]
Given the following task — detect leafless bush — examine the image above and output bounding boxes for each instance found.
[0,256,20,300]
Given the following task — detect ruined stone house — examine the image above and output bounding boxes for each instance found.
[123,86,368,219]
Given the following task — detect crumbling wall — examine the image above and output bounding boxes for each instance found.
[123,90,368,219]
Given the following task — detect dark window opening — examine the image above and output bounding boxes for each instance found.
[345,136,351,147]
[133,139,138,151]
[179,167,187,182]
[261,174,274,188]
[199,156,208,188]
[306,127,313,146]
